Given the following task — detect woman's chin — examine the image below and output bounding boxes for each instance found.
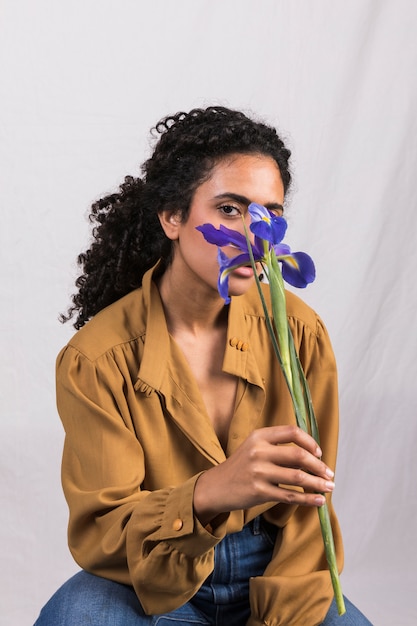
[227,269,256,297]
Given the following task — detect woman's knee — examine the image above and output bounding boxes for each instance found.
[34,570,148,626]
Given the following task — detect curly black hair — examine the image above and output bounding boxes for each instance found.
[61,106,292,329]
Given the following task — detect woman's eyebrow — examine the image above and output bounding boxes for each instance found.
[214,193,283,212]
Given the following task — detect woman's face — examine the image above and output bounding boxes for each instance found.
[161,153,285,301]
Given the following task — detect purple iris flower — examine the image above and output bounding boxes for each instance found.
[195,224,263,303]
[248,202,288,244]
[196,203,315,304]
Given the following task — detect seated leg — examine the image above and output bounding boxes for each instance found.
[34,570,209,626]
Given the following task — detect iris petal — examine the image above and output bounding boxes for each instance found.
[270,218,287,243]
[273,243,291,256]
[249,202,287,244]
[250,220,275,242]
[218,250,253,273]
[217,249,253,304]
[279,252,316,288]
[196,224,247,250]
[248,203,271,222]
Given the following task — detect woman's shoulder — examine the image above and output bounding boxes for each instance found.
[64,288,147,362]
[240,282,321,335]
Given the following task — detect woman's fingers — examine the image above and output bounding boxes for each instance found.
[193,425,335,524]
[265,484,327,507]
[251,458,334,501]
[241,430,335,506]
[257,425,323,459]
[247,425,334,477]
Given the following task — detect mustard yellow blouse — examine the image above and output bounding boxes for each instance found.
[57,264,343,626]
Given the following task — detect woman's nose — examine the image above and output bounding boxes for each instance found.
[240,214,255,244]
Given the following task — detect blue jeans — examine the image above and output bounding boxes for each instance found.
[35,517,372,625]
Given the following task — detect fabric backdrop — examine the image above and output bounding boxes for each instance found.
[1,1,416,624]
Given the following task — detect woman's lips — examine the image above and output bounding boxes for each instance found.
[231,265,254,278]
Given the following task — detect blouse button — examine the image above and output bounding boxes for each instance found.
[172,518,183,531]
[229,337,239,347]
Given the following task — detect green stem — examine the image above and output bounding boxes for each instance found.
[318,503,346,615]
[268,252,292,385]
[287,326,317,441]
[240,220,345,615]
[242,227,305,429]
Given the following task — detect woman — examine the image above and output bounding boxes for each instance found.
[35,107,371,625]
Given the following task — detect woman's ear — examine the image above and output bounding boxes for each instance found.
[158,210,182,240]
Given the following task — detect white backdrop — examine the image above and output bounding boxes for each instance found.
[1,1,416,624]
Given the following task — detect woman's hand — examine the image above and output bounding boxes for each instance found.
[193,425,335,527]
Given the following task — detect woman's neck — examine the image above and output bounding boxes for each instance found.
[156,265,228,337]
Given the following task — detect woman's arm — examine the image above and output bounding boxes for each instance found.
[57,345,227,614]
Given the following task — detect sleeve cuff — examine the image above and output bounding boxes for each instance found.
[155,472,229,558]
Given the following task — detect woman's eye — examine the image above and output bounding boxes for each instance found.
[219,205,241,217]
[269,206,284,218]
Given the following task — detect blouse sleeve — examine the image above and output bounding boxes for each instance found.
[56,344,228,614]
[248,312,344,626]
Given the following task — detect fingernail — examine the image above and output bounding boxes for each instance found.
[325,481,335,491]
[316,446,322,457]
[325,468,334,478]
[315,495,325,506]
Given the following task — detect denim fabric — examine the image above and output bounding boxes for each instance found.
[34,517,372,625]
[322,596,373,626]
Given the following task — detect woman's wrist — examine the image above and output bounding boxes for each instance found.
[193,469,229,528]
